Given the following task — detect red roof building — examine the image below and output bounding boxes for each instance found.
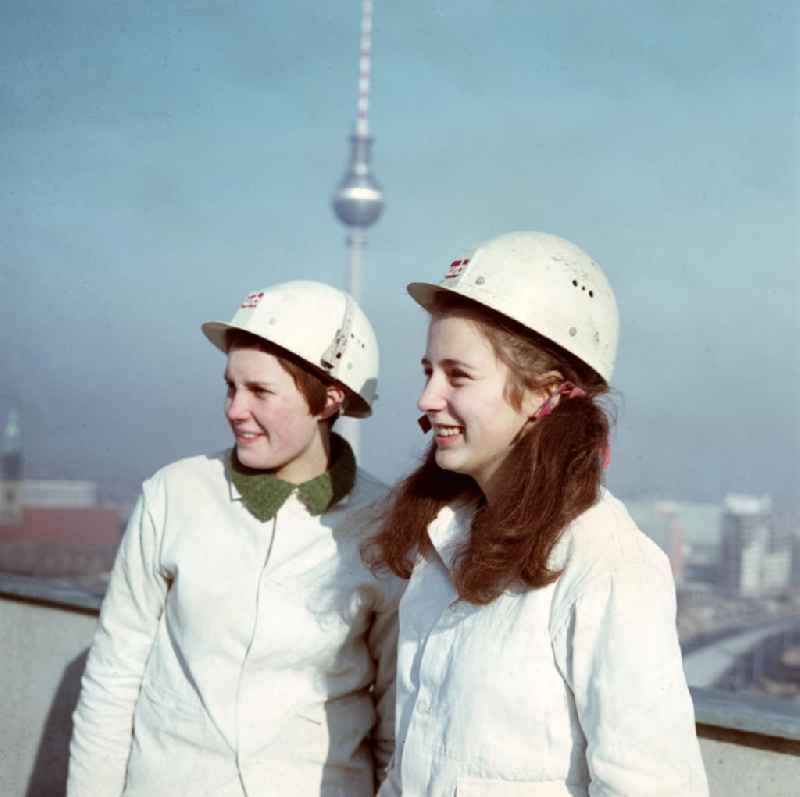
[0,507,121,546]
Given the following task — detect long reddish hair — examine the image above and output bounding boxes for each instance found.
[363,293,613,604]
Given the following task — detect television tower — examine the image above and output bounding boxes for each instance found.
[331,0,385,456]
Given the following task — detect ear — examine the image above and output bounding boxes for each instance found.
[521,370,563,418]
[318,385,346,420]
[521,387,549,418]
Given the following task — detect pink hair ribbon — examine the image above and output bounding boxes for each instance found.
[534,382,612,468]
[533,381,587,420]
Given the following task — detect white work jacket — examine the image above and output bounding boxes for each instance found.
[383,489,708,797]
[68,452,403,797]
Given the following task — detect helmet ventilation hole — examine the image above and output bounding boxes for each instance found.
[571,278,594,298]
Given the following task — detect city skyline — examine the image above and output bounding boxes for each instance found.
[0,2,798,517]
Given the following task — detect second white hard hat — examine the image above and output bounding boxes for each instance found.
[202,280,379,418]
[407,231,619,383]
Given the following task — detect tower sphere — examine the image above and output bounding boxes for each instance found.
[332,134,385,229]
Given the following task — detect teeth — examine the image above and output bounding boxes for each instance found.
[435,426,462,437]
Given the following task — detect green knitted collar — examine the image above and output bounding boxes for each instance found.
[229,433,357,522]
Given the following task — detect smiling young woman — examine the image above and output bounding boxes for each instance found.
[365,232,708,796]
[68,281,403,797]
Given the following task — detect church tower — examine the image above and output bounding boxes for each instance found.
[0,408,23,526]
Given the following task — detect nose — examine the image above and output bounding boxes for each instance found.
[418,375,446,414]
[225,389,250,423]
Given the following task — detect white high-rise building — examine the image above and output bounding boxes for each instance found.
[719,494,791,597]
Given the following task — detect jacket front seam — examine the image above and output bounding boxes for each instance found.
[233,512,279,796]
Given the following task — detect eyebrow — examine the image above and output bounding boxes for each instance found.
[223,372,273,389]
[420,357,476,370]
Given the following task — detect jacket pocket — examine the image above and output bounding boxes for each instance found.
[456,777,586,797]
[125,684,204,795]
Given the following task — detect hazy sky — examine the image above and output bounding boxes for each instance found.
[1,1,798,517]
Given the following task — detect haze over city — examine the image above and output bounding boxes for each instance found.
[1,1,798,520]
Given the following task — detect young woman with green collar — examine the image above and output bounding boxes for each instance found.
[69,280,402,797]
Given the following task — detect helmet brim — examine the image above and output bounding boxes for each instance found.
[199,320,372,418]
[201,320,234,353]
[406,282,452,313]
[406,281,610,387]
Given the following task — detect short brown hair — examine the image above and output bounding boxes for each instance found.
[224,329,329,416]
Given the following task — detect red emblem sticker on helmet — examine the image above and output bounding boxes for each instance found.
[240,291,265,309]
[444,258,470,279]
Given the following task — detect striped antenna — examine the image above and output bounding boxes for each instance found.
[356,0,374,137]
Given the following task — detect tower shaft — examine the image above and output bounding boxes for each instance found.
[331,1,385,460]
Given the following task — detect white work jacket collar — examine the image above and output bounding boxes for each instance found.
[227,466,242,503]
[426,500,476,573]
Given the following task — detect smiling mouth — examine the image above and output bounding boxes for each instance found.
[434,424,463,438]
[234,430,263,442]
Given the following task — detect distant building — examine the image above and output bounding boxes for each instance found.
[0,409,23,526]
[0,506,121,546]
[660,502,685,584]
[719,494,791,597]
[0,480,122,578]
[762,522,794,594]
[0,506,122,579]
[22,479,98,508]
[639,501,686,583]
[719,494,770,596]
[625,498,721,586]
[792,530,800,585]
[0,407,121,577]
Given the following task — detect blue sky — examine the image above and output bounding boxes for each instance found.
[1,1,798,517]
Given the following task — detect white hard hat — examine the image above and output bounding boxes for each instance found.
[202,280,379,418]
[407,231,619,383]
